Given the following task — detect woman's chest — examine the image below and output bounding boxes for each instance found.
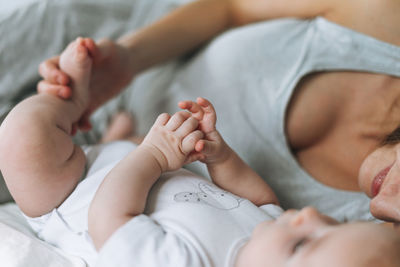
[286,71,400,190]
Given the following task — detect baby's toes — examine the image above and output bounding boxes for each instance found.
[74,44,91,67]
[69,39,92,69]
[60,38,92,71]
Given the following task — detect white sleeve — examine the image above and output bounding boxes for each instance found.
[95,215,203,267]
[258,204,284,219]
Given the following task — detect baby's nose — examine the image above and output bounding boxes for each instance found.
[290,207,338,227]
[290,207,319,226]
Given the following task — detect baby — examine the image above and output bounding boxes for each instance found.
[1,39,400,267]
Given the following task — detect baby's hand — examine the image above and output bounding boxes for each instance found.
[178,97,230,165]
[141,111,204,172]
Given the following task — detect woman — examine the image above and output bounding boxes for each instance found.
[38,0,400,222]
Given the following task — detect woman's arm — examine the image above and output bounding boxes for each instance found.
[102,0,335,75]
[38,0,335,129]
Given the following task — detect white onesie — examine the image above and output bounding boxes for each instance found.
[24,141,137,266]
[24,141,283,267]
[96,169,283,267]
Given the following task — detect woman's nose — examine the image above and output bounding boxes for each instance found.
[370,186,400,222]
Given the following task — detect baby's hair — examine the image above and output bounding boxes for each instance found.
[360,230,400,267]
[330,222,400,267]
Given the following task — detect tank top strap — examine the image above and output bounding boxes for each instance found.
[304,17,400,77]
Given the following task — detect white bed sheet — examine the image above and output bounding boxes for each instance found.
[0,203,86,267]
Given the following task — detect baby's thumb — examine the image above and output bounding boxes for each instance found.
[195,140,216,155]
[184,152,205,165]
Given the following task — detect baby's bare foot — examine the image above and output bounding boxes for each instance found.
[101,112,135,143]
[59,37,92,111]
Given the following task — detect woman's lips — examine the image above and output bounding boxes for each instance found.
[371,164,394,198]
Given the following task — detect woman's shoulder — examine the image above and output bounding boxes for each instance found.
[324,0,400,46]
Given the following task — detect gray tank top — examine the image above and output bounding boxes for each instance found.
[147,17,400,222]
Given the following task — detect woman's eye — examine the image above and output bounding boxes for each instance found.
[383,126,400,145]
[293,238,308,253]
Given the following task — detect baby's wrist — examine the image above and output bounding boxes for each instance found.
[137,143,168,174]
[207,146,232,167]
[205,136,232,167]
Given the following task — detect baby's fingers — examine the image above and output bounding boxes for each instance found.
[165,111,191,131]
[196,97,216,125]
[184,151,206,165]
[182,130,204,154]
[195,139,217,155]
[154,113,171,126]
[178,100,204,121]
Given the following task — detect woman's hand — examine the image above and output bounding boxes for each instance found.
[37,38,136,131]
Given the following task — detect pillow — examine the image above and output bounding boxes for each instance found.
[0,203,85,267]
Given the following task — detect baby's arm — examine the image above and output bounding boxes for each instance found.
[179,98,278,206]
[0,39,92,217]
[88,111,203,250]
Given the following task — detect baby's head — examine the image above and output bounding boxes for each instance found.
[235,207,400,267]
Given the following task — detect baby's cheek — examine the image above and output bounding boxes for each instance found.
[252,220,274,238]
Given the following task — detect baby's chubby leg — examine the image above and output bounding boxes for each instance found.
[0,38,92,217]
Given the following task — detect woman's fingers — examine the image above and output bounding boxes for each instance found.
[37,80,72,99]
[38,55,69,85]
